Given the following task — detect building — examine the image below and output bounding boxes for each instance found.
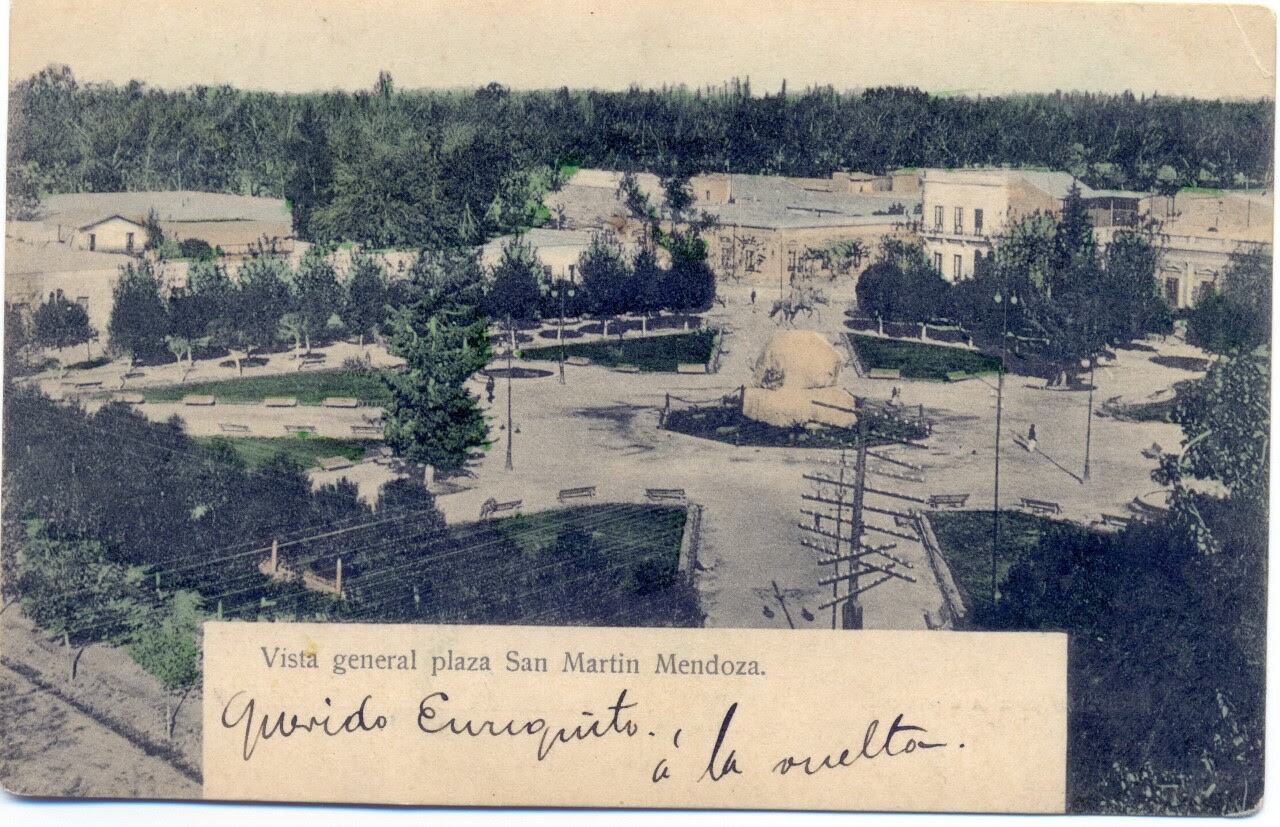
[917,168,1147,282]
[8,191,294,257]
[1129,189,1272,308]
[479,227,638,283]
[545,168,919,291]
[4,240,135,332]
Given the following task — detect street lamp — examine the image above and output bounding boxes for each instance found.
[504,313,515,471]
[540,279,576,385]
[1083,354,1095,481]
[991,289,1017,607]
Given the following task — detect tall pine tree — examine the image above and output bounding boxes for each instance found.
[381,248,491,473]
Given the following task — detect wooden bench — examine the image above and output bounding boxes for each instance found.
[350,424,384,436]
[645,487,687,503]
[218,422,251,434]
[613,364,640,373]
[557,486,597,503]
[676,363,708,374]
[264,397,298,408]
[479,498,523,520]
[867,368,901,380]
[1094,513,1133,530]
[323,396,360,408]
[928,493,970,509]
[284,424,318,435]
[182,394,216,406]
[1019,497,1062,517]
[69,379,104,388]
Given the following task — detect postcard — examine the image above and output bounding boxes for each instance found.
[1,0,1273,817]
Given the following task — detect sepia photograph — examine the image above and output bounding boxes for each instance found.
[0,0,1274,819]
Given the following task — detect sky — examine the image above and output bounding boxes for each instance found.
[6,0,1277,99]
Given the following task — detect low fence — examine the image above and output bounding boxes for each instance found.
[659,387,745,428]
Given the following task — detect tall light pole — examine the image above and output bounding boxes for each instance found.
[504,313,515,471]
[541,280,576,385]
[1083,355,1095,481]
[991,290,1017,607]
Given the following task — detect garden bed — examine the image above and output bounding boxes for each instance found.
[848,334,1001,381]
[196,435,372,469]
[663,401,929,448]
[521,330,717,372]
[141,370,390,406]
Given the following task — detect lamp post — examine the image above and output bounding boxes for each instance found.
[541,279,576,385]
[504,313,515,471]
[991,290,1017,607]
[1083,355,1095,481]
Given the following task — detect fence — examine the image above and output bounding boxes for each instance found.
[659,386,746,428]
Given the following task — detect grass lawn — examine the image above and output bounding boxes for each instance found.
[849,334,1001,380]
[142,370,391,406]
[521,330,717,372]
[928,509,1097,616]
[663,401,930,448]
[197,435,372,469]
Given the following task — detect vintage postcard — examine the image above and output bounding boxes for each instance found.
[0,0,1273,817]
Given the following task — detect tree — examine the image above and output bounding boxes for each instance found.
[129,590,202,739]
[142,208,164,252]
[6,161,42,220]
[108,259,170,363]
[381,248,492,474]
[16,521,146,679]
[485,236,543,323]
[222,253,290,371]
[344,251,389,347]
[1185,248,1271,355]
[287,246,345,352]
[32,289,95,360]
[4,302,34,377]
[855,238,950,323]
[578,234,633,316]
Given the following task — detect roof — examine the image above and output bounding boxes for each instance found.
[701,174,919,230]
[77,214,145,231]
[36,191,292,228]
[1084,189,1148,201]
[5,238,133,276]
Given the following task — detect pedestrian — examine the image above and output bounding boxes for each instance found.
[890,385,901,406]
[750,289,757,305]
[485,374,495,404]
[1027,423,1037,453]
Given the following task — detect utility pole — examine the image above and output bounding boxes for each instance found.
[991,290,1015,607]
[1083,356,1095,482]
[505,313,514,471]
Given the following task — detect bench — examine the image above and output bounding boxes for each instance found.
[218,422,251,434]
[1094,513,1133,530]
[264,397,298,408]
[71,379,104,388]
[116,393,145,405]
[676,363,708,374]
[613,364,640,374]
[867,368,901,380]
[284,424,318,435]
[565,356,591,367]
[182,394,216,406]
[928,493,970,509]
[1019,497,1062,516]
[317,456,354,471]
[645,487,687,503]
[350,424,384,436]
[479,498,523,520]
[557,486,597,503]
[944,370,972,382]
[323,396,360,408]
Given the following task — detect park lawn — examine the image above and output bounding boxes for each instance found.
[928,509,1097,616]
[521,330,717,372]
[848,334,1001,381]
[196,435,372,469]
[142,370,391,406]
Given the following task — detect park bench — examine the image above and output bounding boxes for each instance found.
[116,393,145,405]
[323,396,360,408]
[69,378,104,388]
[613,364,640,373]
[1094,513,1133,531]
[317,456,354,471]
[1019,496,1062,517]
[284,423,318,435]
[645,487,687,503]
[566,356,591,367]
[350,424,384,436]
[218,422,251,434]
[182,394,216,406]
[264,397,298,408]
[867,368,901,380]
[557,486,597,503]
[676,363,708,374]
[479,498,523,520]
[944,370,972,382]
[928,493,970,509]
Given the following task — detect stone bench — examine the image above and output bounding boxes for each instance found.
[613,364,640,374]
[322,397,360,408]
[264,397,298,408]
[676,363,708,374]
[218,422,251,434]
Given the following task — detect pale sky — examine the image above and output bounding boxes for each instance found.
[7,0,1277,99]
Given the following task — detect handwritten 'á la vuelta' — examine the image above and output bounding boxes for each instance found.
[218,688,951,780]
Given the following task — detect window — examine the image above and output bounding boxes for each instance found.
[953,254,963,280]
[705,190,712,201]
[974,208,984,235]
[126,232,135,253]
[1192,281,1213,305]
[75,296,90,308]
[954,207,963,234]
[567,264,576,283]
[1164,277,1180,306]
[88,233,96,251]
[933,205,944,230]
[933,252,943,272]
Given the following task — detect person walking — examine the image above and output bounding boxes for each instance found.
[485,373,496,405]
[1027,423,1037,453]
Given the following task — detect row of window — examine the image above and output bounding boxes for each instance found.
[932,251,970,280]
[932,205,985,236]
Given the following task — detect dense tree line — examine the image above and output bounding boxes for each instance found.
[8,66,1273,246]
